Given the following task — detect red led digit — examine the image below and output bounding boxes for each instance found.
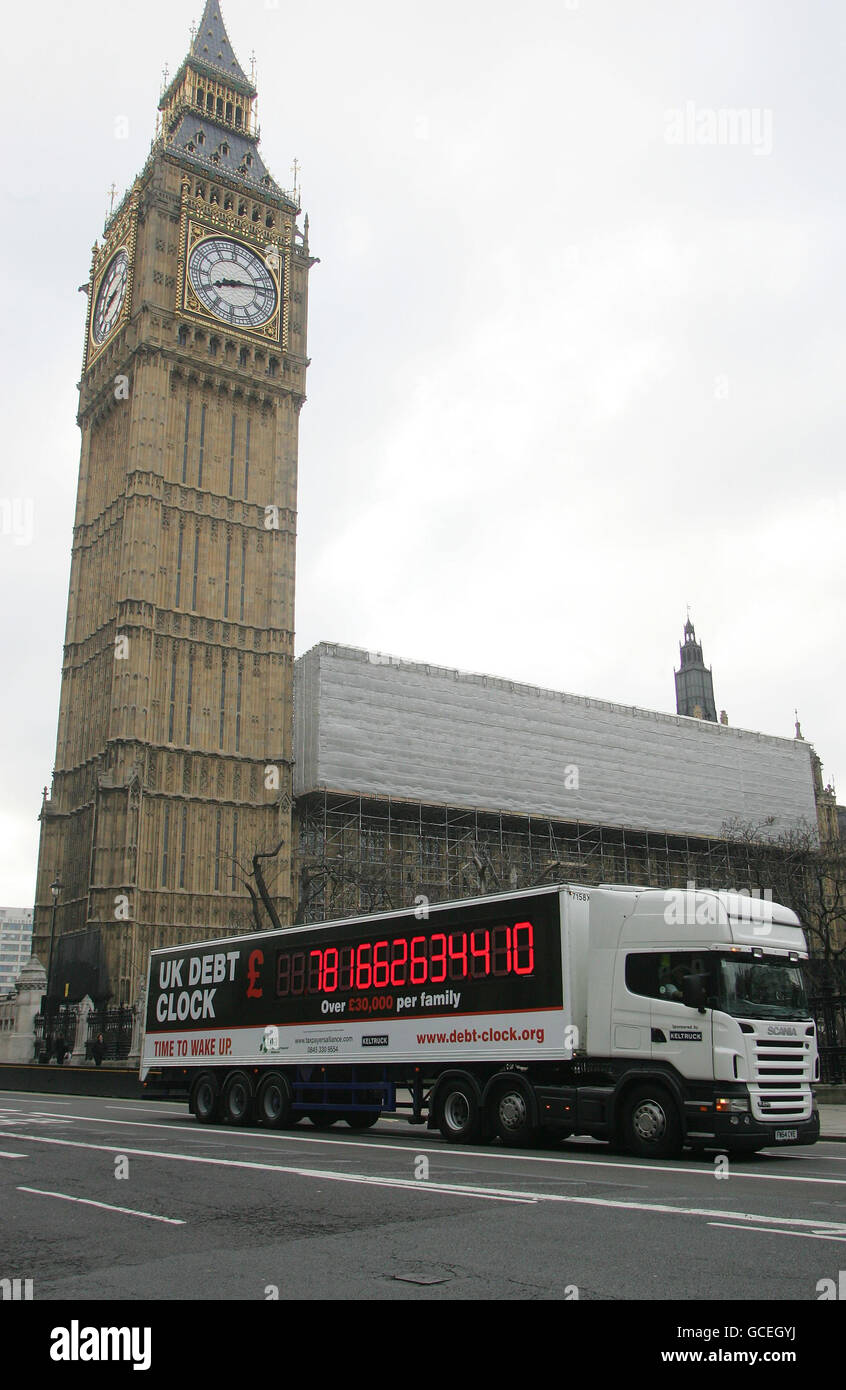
[308,949,322,994]
[410,936,427,985]
[390,938,408,987]
[491,925,511,976]
[290,951,305,996]
[448,931,467,981]
[323,948,338,993]
[470,928,490,978]
[513,921,534,974]
[356,943,373,990]
[429,934,447,983]
[276,953,290,997]
[340,946,355,991]
[373,940,390,988]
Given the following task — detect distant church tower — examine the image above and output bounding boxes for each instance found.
[33,2,313,1005]
[674,617,717,722]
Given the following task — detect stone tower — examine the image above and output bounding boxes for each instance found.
[33,2,313,1005]
[674,618,717,723]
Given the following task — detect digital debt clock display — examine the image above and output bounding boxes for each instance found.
[147,894,564,1031]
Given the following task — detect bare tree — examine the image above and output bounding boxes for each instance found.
[720,818,846,987]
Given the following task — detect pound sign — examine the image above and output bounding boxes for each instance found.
[247,949,264,999]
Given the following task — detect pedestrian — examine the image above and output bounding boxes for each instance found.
[55,1036,67,1065]
[92,1033,105,1067]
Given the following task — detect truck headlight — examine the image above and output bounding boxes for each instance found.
[716,1097,750,1114]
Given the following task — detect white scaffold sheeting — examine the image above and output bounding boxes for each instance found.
[293,644,819,841]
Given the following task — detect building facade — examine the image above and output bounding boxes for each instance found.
[293,643,822,924]
[33,2,312,1005]
[0,909,34,995]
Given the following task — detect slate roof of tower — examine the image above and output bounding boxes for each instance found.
[169,116,287,199]
[191,1,250,86]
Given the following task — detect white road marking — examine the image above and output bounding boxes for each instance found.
[708,1222,846,1243]
[2,1106,843,1190]
[0,1110,70,1128]
[0,1151,27,1158]
[17,1186,185,1224]
[12,1133,846,1233]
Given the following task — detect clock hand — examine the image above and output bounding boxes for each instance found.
[214,277,252,289]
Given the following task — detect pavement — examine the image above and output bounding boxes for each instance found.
[819,1105,846,1140]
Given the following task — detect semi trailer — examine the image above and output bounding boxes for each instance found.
[140,882,820,1156]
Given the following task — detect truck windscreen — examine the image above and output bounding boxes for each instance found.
[716,955,811,1022]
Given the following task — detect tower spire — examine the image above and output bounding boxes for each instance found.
[674,614,718,722]
[190,2,250,85]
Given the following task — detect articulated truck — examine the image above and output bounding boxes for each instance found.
[140,883,820,1156]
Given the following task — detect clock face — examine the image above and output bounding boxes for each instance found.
[92,249,129,344]
[187,237,278,329]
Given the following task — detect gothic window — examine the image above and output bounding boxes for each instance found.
[231,812,239,891]
[239,345,248,367]
[161,806,170,886]
[206,92,214,113]
[235,107,243,128]
[197,403,207,489]
[228,414,237,493]
[224,194,233,210]
[225,103,233,124]
[187,142,195,153]
[267,358,279,377]
[265,213,274,229]
[196,183,206,199]
[178,325,188,346]
[209,337,220,357]
[197,131,205,146]
[252,208,260,222]
[238,200,247,216]
[196,88,204,108]
[216,97,224,117]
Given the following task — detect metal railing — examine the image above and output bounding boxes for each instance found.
[810,992,846,1085]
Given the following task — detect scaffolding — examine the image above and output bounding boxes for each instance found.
[294,789,755,924]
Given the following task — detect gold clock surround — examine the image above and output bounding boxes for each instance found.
[85,192,140,369]
[176,183,289,348]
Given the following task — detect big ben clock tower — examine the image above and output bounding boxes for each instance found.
[33,2,313,1007]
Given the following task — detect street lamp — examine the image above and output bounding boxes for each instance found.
[47,876,63,1007]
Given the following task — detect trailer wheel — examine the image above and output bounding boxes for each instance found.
[622,1084,682,1158]
[221,1070,253,1127]
[308,1113,339,1128]
[345,1111,380,1129]
[191,1072,220,1124]
[490,1084,539,1147]
[438,1080,481,1143]
[257,1072,293,1129]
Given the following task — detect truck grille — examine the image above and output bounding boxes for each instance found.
[748,1033,813,1120]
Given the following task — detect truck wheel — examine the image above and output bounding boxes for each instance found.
[622,1085,682,1159]
[491,1084,538,1147]
[192,1072,220,1124]
[257,1072,293,1129]
[222,1070,253,1126]
[438,1080,481,1143]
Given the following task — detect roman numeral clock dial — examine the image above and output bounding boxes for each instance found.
[187,237,277,329]
[92,249,129,344]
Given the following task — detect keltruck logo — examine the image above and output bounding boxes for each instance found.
[50,1321,151,1371]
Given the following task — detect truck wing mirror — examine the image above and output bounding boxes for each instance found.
[682,974,708,1013]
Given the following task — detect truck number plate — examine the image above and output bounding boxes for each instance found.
[774,1128,798,1141]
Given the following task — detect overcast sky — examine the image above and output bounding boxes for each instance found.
[1,0,843,908]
